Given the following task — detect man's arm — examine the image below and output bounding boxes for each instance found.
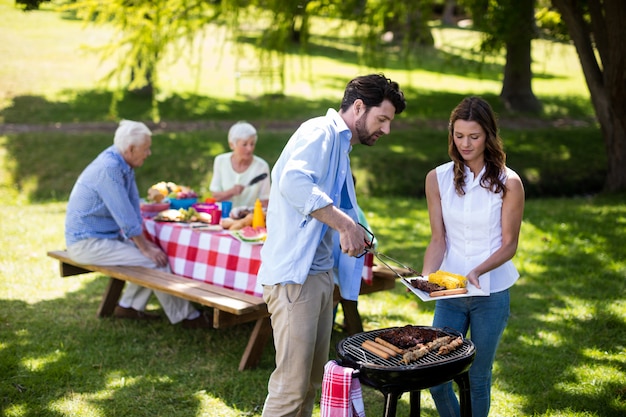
[310,204,367,258]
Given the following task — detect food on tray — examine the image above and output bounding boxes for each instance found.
[154,207,205,223]
[155,209,185,222]
[408,277,469,297]
[428,270,467,289]
[410,279,445,293]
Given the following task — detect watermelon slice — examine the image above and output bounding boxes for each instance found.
[237,226,267,242]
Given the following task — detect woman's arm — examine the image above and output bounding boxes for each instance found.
[466,171,525,286]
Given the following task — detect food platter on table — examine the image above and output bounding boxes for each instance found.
[153,208,212,223]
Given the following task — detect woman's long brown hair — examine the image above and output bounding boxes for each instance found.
[448,96,507,196]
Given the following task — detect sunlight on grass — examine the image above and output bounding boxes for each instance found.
[558,363,623,395]
[51,396,104,417]
[3,404,27,417]
[23,350,65,372]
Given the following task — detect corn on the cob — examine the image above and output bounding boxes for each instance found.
[428,270,467,289]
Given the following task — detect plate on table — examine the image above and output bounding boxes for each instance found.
[401,275,489,302]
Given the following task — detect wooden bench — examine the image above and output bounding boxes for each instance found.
[47,250,271,371]
[48,250,405,369]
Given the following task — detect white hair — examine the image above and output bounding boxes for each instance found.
[228,121,257,145]
[113,120,152,152]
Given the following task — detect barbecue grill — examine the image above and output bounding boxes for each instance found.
[336,326,476,417]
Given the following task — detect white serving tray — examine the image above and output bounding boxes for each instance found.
[401,274,490,302]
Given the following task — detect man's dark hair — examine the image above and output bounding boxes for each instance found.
[340,74,406,114]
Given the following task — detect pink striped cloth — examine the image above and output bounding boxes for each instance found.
[320,360,366,417]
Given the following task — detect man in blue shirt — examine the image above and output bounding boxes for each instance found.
[258,74,406,417]
[65,120,210,328]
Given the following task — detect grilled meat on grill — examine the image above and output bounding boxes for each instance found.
[378,325,442,349]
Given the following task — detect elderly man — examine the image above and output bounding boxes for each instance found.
[65,120,210,328]
[258,74,406,417]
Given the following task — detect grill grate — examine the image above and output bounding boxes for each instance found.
[340,327,474,370]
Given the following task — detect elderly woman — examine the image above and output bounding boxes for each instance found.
[209,121,270,208]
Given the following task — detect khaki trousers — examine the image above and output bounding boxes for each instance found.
[67,237,197,324]
[261,271,335,417]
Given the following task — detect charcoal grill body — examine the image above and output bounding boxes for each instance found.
[336,326,476,417]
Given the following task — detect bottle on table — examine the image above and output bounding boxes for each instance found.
[252,198,265,228]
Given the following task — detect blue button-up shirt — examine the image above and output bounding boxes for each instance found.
[257,109,364,299]
[65,145,143,247]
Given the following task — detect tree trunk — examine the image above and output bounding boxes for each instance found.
[501,39,542,113]
[441,0,457,26]
[552,0,626,192]
[500,0,542,113]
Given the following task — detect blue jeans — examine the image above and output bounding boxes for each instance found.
[429,290,510,417]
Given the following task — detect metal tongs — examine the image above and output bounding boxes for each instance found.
[357,223,420,278]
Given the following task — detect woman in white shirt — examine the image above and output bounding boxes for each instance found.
[209,121,270,208]
[421,97,525,417]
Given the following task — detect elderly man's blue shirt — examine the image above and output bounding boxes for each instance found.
[65,145,143,246]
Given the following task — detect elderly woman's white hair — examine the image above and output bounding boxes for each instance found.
[228,121,257,145]
[114,120,152,152]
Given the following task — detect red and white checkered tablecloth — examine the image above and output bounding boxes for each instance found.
[143,219,374,298]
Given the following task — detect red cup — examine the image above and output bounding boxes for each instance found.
[210,209,222,225]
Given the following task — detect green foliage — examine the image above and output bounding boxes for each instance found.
[535,6,570,42]
[60,0,217,121]
[14,0,49,10]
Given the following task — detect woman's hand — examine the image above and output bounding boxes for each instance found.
[466,270,481,289]
[231,184,244,197]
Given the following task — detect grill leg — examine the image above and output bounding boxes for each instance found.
[454,372,472,417]
[409,390,421,417]
[382,391,402,417]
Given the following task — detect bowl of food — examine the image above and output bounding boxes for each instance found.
[170,198,198,210]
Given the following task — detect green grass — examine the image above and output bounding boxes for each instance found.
[1,1,624,416]
[1,197,625,417]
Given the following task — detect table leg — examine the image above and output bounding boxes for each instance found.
[238,316,272,371]
[454,372,472,417]
[97,278,125,318]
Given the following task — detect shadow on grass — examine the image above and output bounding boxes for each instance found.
[0,277,274,417]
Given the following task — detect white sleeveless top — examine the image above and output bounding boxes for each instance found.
[436,161,519,293]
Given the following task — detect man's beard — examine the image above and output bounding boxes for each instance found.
[355,113,379,146]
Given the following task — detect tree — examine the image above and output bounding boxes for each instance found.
[60,0,214,121]
[551,0,626,192]
[462,0,543,113]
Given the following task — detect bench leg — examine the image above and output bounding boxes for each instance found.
[238,316,272,371]
[97,278,125,318]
